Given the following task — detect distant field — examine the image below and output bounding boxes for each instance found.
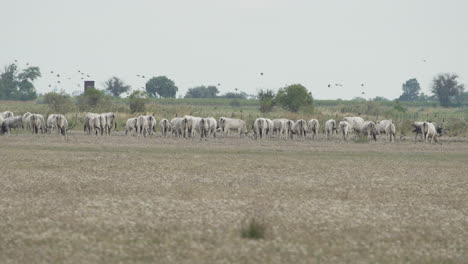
[0,132,467,263]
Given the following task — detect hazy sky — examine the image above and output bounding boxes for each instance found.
[1,0,467,99]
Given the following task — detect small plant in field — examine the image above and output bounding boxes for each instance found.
[353,135,369,143]
[240,217,267,240]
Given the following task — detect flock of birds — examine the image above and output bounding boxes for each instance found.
[12,57,430,96]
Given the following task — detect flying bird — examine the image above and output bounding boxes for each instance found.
[14,59,18,62]
[142,75,145,78]
[26,62,29,66]
[50,71,54,73]
[57,81,61,84]
[361,92,366,95]
[235,88,238,91]
[56,74,60,77]
[136,74,140,77]
[260,72,264,75]
[328,84,331,88]
[217,83,221,86]
[361,84,364,87]
[87,75,90,77]
[48,84,51,87]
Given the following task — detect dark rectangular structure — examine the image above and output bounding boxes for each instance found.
[84,81,95,92]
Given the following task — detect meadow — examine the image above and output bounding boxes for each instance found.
[0,132,467,263]
[0,100,467,263]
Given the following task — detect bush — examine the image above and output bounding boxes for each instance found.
[275,84,313,113]
[240,217,267,240]
[43,91,76,114]
[76,88,109,111]
[257,89,275,113]
[128,90,148,113]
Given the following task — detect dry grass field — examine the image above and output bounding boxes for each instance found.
[0,132,467,263]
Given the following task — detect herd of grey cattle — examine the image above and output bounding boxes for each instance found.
[1,111,443,143]
[0,111,72,136]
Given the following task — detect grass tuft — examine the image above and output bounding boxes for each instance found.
[240,217,267,240]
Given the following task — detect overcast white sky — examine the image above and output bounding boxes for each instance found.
[1,0,467,99]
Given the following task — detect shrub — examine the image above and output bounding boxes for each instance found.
[275,84,313,113]
[240,217,267,240]
[257,89,275,113]
[43,91,76,114]
[76,88,110,111]
[128,90,148,113]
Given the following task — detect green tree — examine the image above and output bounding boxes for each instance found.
[43,91,75,113]
[431,73,465,107]
[128,90,148,113]
[0,63,41,100]
[275,84,313,113]
[105,76,131,97]
[145,76,178,98]
[184,85,219,98]
[257,89,275,113]
[76,88,107,111]
[399,78,421,101]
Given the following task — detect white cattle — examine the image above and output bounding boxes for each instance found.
[160,118,171,137]
[292,119,307,139]
[422,122,442,144]
[125,117,138,136]
[357,121,377,141]
[183,115,203,138]
[89,115,102,136]
[102,112,117,135]
[324,119,337,140]
[218,117,248,138]
[339,121,351,141]
[84,113,98,134]
[31,114,46,134]
[0,111,14,119]
[253,118,267,139]
[265,118,274,138]
[272,119,289,139]
[307,119,320,140]
[375,120,393,135]
[343,116,365,131]
[46,114,58,133]
[171,117,184,137]
[55,114,69,136]
[22,112,31,131]
[0,116,22,135]
[205,117,217,138]
[146,115,157,135]
[136,115,150,137]
[385,122,396,143]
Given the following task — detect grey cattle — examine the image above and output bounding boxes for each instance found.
[136,115,150,137]
[218,117,247,138]
[89,115,102,136]
[1,116,23,135]
[29,114,45,134]
[385,122,396,143]
[375,120,393,135]
[339,120,351,141]
[307,119,319,140]
[292,119,307,139]
[125,117,138,136]
[253,118,267,139]
[84,113,98,134]
[55,114,69,136]
[411,121,425,141]
[171,117,184,137]
[422,122,442,144]
[272,119,291,139]
[160,118,171,137]
[324,119,337,140]
[0,111,14,119]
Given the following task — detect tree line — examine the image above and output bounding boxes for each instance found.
[0,61,466,108]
